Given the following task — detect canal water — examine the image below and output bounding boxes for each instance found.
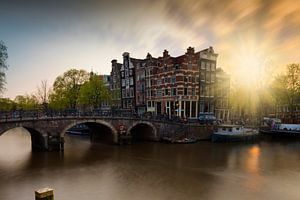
[0,127,300,200]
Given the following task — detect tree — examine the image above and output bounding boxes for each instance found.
[14,94,39,110]
[0,41,8,95]
[36,80,50,110]
[271,63,300,121]
[0,98,15,111]
[77,74,111,109]
[49,69,89,110]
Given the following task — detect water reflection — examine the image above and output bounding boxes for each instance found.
[247,145,260,174]
[0,129,299,200]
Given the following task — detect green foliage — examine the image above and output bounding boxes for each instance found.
[0,41,8,94]
[0,98,15,111]
[14,94,39,110]
[78,74,111,109]
[271,63,300,107]
[49,69,89,110]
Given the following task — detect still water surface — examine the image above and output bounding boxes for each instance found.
[0,128,300,200]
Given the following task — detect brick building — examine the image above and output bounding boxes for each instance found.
[111,46,220,119]
[215,68,230,122]
[146,46,218,119]
[110,59,122,108]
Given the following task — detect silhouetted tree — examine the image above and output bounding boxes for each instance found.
[0,41,8,95]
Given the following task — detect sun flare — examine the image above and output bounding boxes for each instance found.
[230,37,270,88]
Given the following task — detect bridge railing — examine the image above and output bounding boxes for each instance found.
[0,109,205,125]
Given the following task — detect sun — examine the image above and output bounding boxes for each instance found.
[236,51,263,86]
[231,38,267,88]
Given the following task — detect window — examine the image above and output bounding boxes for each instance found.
[171,76,176,83]
[129,69,133,76]
[210,86,214,96]
[200,85,204,96]
[125,70,128,77]
[130,88,134,97]
[172,88,177,96]
[121,71,124,77]
[184,88,188,96]
[175,64,180,70]
[206,73,210,82]
[157,89,162,97]
[200,72,205,81]
[211,63,216,71]
[130,77,134,85]
[122,79,125,87]
[206,62,210,71]
[211,74,215,82]
[184,77,188,82]
[165,88,170,96]
[201,61,205,69]
[157,79,162,85]
[192,77,195,83]
[122,89,125,98]
[192,88,195,96]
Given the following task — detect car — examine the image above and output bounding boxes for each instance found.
[198,113,216,124]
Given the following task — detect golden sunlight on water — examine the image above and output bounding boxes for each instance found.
[246,145,260,174]
[0,130,300,200]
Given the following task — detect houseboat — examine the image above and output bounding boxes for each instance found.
[260,119,300,138]
[212,125,259,142]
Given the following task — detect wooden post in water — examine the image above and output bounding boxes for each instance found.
[35,188,54,200]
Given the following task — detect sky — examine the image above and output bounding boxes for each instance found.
[1,0,300,98]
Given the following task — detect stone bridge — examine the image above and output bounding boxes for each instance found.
[0,116,213,151]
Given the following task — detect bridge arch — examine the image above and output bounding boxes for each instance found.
[127,121,157,141]
[61,120,118,143]
[0,126,46,150]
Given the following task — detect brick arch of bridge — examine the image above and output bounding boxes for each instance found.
[60,119,119,143]
[0,125,46,150]
[127,121,158,141]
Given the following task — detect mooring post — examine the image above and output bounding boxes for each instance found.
[35,187,54,200]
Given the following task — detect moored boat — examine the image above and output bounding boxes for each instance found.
[212,125,258,142]
[66,124,90,135]
[260,123,300,138]
[161,136,197,144]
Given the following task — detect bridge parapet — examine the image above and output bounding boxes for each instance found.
[0,114,213,151]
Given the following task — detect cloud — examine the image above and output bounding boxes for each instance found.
[1,0,300,97]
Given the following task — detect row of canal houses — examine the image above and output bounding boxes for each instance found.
[109,46,230,121]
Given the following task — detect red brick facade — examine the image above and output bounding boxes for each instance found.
[114,46,218,119]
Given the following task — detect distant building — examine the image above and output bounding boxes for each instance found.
[215,68,230,122]
[110,60,122,108]
[98,74,110,110]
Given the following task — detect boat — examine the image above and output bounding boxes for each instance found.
[173,137,197,144]
[66,124,90,135]
[260,122,300,138]
[161,136,197,144]
[212,125,259,142]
